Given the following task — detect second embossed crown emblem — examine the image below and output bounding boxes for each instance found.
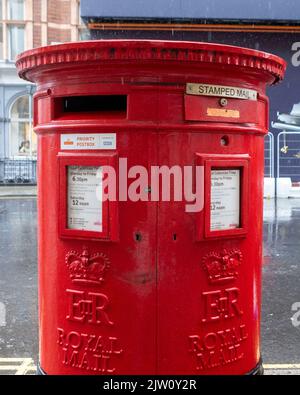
[65,247,110,286]
[202,249,243,284]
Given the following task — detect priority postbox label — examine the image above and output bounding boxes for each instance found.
[61,133,116,150]
[186,83,257,101]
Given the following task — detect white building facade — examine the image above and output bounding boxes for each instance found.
[0,0,86,183]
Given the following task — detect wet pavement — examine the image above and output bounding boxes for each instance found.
[262,199,300,364]
[0,197,300,374]
[0,198,38,364]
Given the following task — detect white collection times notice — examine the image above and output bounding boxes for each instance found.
[210,169,240,231]
[67,165,103,232]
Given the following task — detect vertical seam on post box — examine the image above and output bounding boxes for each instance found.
[155,83,160,375]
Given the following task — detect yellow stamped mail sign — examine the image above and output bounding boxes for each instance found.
[186,83,257,101]
[207,108,240,118]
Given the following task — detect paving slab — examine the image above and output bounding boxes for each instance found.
[0,186,37,197]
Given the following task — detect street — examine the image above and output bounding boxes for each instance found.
[0,198,37,374]
[262,199,300,372]
[0,197,300,374]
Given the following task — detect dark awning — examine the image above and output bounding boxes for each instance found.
[81,0,300,23]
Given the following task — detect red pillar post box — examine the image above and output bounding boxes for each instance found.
[16,40,285,375]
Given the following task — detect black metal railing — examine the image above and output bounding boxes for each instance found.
[0,159,37,184]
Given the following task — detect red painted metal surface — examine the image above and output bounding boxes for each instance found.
[16,40,285,375]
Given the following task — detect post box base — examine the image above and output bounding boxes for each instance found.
[36,359,264,375]
[246,359,264,375]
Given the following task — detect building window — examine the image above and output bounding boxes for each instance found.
[0,24,3,59]
[7,24,24,59]
[0,0,3,59]
[10,95,36,158]
[79,28,90,41]
[1,1,25,60]
[7,0,24,20]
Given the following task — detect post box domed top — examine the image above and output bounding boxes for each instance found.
[16,40,285,85]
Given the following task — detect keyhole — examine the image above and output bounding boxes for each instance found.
[220,135,229,146]
[135,233,142,242]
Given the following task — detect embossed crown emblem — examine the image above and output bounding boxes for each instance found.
[202,249,242,284]
[65,246,110,286]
